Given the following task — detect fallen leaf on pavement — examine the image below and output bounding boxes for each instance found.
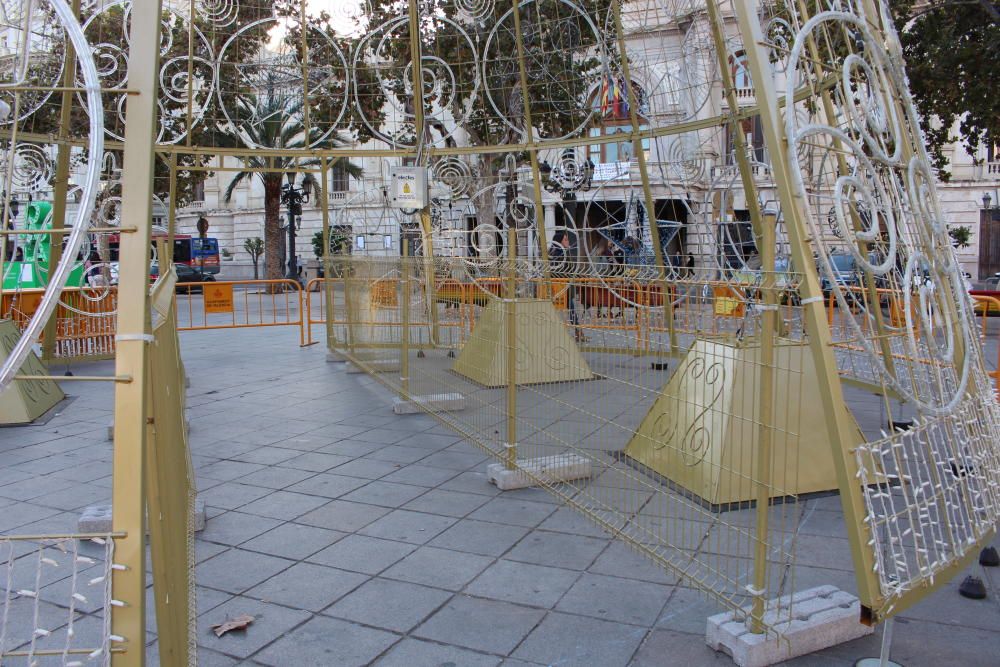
[211,614,255,637]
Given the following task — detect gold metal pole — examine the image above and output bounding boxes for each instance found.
[610,0,676,351]
[401,240,411,395]
[704,0,777,633]
[730,0,881,611]
[110,0,164,662]
[299,0,310,139]
[751,209,778,632]
[405,0,439,345]
[509,0,550,267]
[166,153,177,262]
[505,224,517,470]
[184,0,195,148]
[41,0,81,362]
[320,158,338,351]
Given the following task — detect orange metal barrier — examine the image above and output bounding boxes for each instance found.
[972,295,1000,397]
[2,286,118,362]
[175,279,307,346]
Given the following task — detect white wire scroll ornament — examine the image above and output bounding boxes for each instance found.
[0,0,104,392]
[216,17,349,150]
[783,10,977,415]
[81,0,214,145]
[352,14,479,147]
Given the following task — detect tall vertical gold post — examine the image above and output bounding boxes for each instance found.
[611,2,678,352]
[505,223,518,470]
[703,0,778,633]
[299,0,310,139]
[751,210,778,632]
[406,0,439,344]
[166,153,177,262]
[610,1,676,351]
[110,0,164,662]
[401,240,411,395]
[320,158,338,351]
[509,0,550,267]
[41,0,80,363]
[730,0,880,611]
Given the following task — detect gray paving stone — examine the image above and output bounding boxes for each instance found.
[198,596,311,659]
[305,423,369,440]
[236,466,317,490]
[415,595,546,655]
[536,506,613,538]
[0,475,75,501]
[197,549,294,595]
[330,458,403,480]
[505,532,608,570]
[340,481,428,508]
[230,446,302,466]
[394,432,463,450]
[319,440,386,457]
[513,611,648,667]
[278,452,353,472]
[0,502,62,532]
[196,541,230,564]
[402,488,492,517]
[197,648,244,666]
[467,559,581,608]
[198,460,266,482]
[629,628,733,667]
[245,561,368,612]
[429,519,532,557]
[254,615,400,667]
[351,428,410,445]
[308,534,417,575]
[380,463,460,488]
[556,572,670,626]
[437,470,505,496]
[236,490,330,521]
[199,511,283,547]
[199,482,274,511]
[375,638,501,667]
[588,541,678,586]
[383,546,494,591]
[468,497,558,528]
[296,499,391,532]
[241,523,347,561]
[358,509,458,544]
[419,450,489,471]
[655,586,726,635]
[326,578,452,632]
[365,445,431,464]
[285,472,370,499]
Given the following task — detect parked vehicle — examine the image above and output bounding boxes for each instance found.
[149,261,216,292]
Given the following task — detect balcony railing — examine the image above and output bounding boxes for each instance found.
[711,163,772,181]
[987,162,1000,179]
[721,87,756,107]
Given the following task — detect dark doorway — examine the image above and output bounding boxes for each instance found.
[979,209,1000,280]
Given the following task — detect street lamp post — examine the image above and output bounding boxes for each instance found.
[540,152,594,242]
[281,173,315,285]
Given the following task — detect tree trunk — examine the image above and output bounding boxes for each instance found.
[263,176,283,288]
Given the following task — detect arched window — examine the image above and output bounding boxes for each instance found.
[730,51,752,90]
[588,78,650,165]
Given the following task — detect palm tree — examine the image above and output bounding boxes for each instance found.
[216,82,361,283]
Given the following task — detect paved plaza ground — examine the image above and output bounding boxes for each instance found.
[1,326,998,666]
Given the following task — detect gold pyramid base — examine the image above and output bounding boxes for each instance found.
[624,338,864,507]
[0,319,64,425]
[452,299,593,387]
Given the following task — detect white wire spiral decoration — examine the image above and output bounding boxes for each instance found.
[0,0,104,392]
